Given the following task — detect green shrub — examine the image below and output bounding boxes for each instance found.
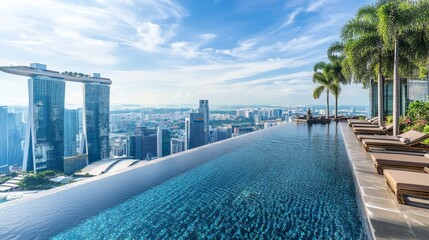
[38,170,57,178]
[403,119,428,132]
[407,100,429,121]
[386,115,393,124]
[0,177,11,185]
[423,125,429,144]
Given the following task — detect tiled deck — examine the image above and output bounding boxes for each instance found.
[341,122,429,240]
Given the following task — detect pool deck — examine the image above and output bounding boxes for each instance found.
[341,123,429,240]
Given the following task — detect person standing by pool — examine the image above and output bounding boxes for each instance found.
[307,108,312,119]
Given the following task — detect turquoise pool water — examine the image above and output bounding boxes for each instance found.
[54,123,366,239]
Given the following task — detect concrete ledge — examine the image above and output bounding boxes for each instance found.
[341,122,429,240]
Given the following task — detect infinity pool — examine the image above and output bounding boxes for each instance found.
[54,123,367,239]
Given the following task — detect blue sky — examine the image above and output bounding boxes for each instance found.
[0,0,373,107]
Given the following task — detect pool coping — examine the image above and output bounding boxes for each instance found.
[340,122,429,240]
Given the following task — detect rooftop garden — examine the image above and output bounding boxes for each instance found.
[312,0,429,134]
[61,71,91,78]
[19,170,61,190]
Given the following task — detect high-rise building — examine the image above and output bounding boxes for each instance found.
[272,109,283,118]
[24,74,66,172]
[198,100,209,144]
[170,138,185,154]
[185,113,205,150]
[134,127,157,160]
[0,64,112,172]
[126,135,136,159]
[157,127,171,158]
[7,112,23,166]
[210,127,232,143]
[0,107,7,167]
[83,82,111,164]
[64,109,78,157]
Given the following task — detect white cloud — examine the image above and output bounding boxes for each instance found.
[0,0,186,64]
[131,22,165,52]
[199,34,217,41]
[307,0,329,12]
[0,0,370,106]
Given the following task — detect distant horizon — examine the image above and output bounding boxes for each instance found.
[1,103,369,109]
[0,0,371,106]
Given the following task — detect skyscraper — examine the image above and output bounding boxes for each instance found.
[157,127,171,158]
[83,82,111,164]
[7,112,23,166]
[64,109,78,157]
[170,137,185,154]
[0,107,8,167]
[134,127,157,160]
[0,64,112,172]
[198,100,209,144]
[185,113,205,150]
[24,74,66,172]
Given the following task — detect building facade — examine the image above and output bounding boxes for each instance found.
[83,83,110,164]
[370,78,428,118]
[185,113,205,150]
[170,138,185,154]
[198,100,209,144]
[133,127,157,160]
[0,107,7,168]
[24,75,66,172]
[157,128,171,158]
[64,109,78,157]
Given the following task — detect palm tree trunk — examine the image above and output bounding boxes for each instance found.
[378,51,384,127]
[326,90,330,119]
[393,39,400,136]
[335,95,338,119]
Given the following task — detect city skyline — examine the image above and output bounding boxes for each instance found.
[0,0,371,106]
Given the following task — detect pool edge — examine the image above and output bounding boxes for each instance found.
[339,123,374,240]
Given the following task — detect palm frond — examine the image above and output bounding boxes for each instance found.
[313,61,327,72]
[313,85,325,99]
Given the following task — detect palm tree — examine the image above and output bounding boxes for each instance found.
[377,0,414,135]
[327,42,349,119]
[341,3,388,127]
[407,0,429,79]
[313,62,334,119]
[330,79,342,119]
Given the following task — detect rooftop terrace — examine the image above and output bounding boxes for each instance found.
[0,64,111,85]
[341,123,429,239]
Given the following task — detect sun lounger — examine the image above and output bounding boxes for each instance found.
[351,123,380,129]
[347,117,378,126]
[362,130,429,151]
[384,169,429,204]
[370,152,429,174]
[357,130,420,141]
[353,124,393,135]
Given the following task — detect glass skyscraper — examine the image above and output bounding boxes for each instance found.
[84,83,110,164]
[0,107,8,168]
[0,64,112,173]
[185,113,205,150]
[64,109,78,157]
[7,112,23,166]
[198,100,209,144]
[24,76,65,172]
[157,128,171,158]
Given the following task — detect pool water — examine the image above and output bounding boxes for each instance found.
[54,123,367,239]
